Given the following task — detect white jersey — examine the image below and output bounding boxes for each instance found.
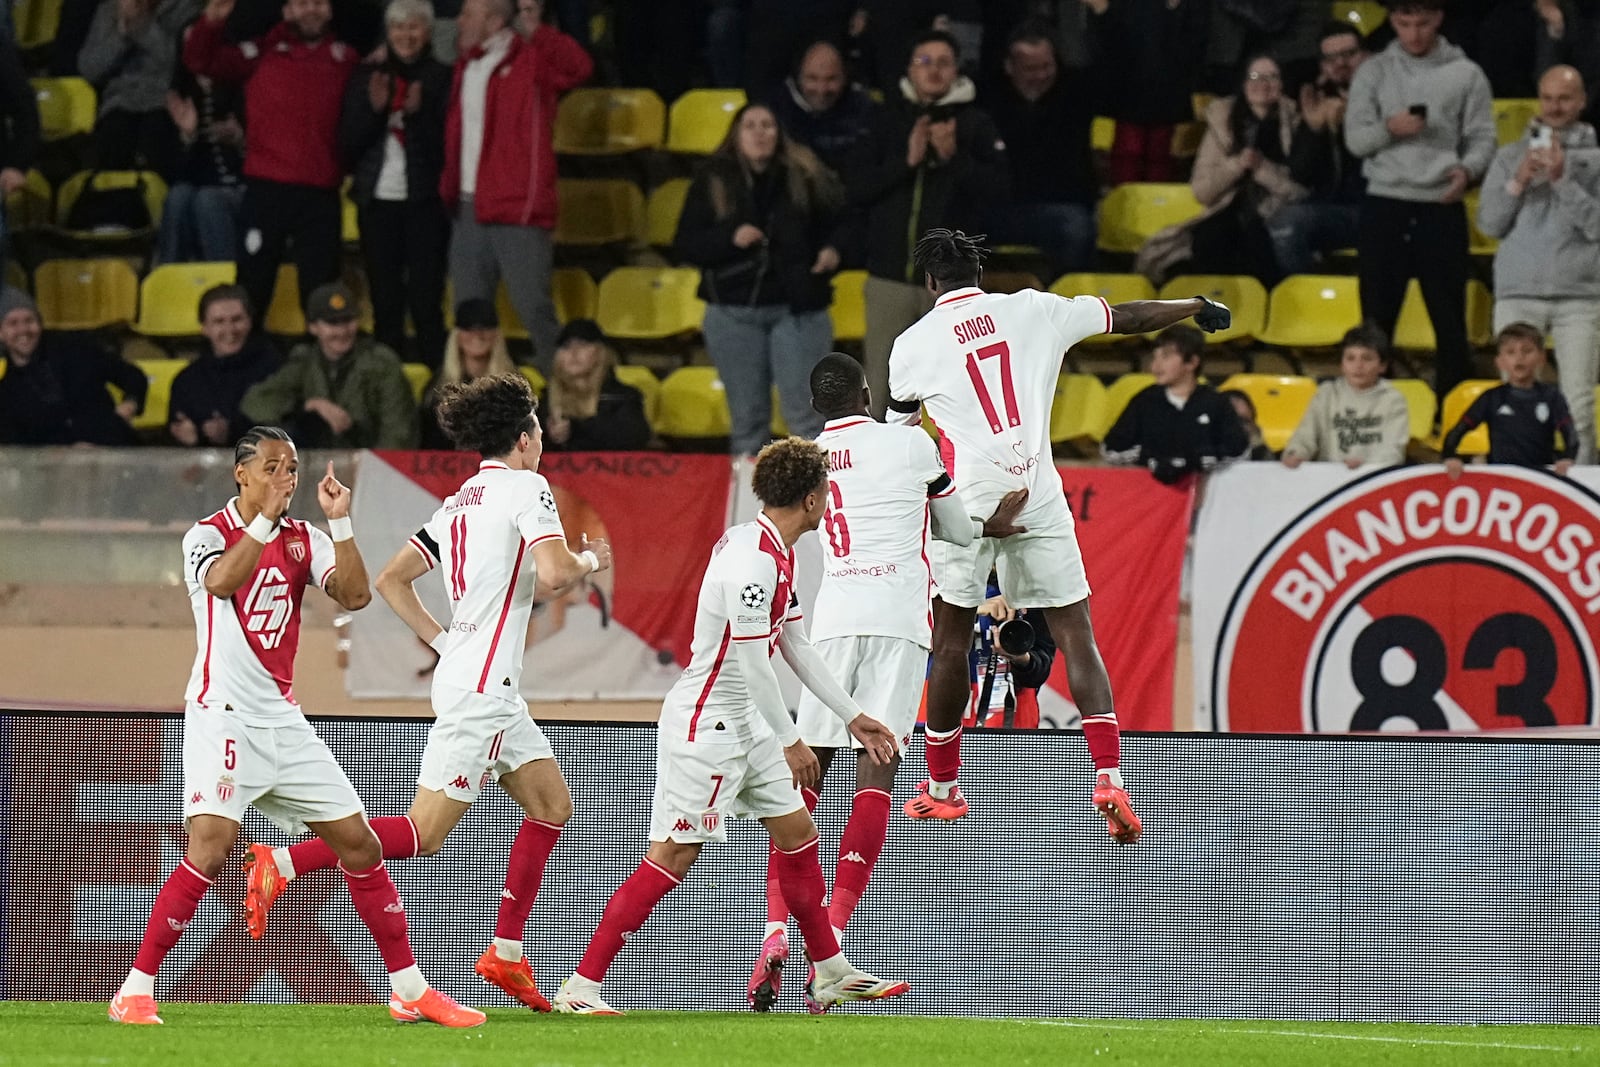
[889,286,1111,526]
[659,513,802,745]
[182,499,338,726]
[812,416,950,647]
[407,460,566,698]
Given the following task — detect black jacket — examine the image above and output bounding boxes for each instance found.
[0,38,40,173]
[1441,382,1577,466]
[1102,384,1250,484]
[1287,116,1365,205]
[0,336,148,445]
[168,336,282,444]
[540,376,653,452]
[340,48,452,207]
[986,75,1096,206]
[169,67,245,188]
[765,80,881,178]
[1087,0,1203,125]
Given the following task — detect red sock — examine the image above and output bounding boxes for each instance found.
[765,786,819,926]
[132,860,211,975]
[771,836,839,961]
[341,861,415,973]
[1080,713,1121,773]
[576,859,679,983]
[924,724,962,784]
[829,788,891,931]
[289,816,420,875]
[494,818,562,942]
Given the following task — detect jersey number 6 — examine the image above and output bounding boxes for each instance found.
[823,482,851,557]
[964,340,1019,435]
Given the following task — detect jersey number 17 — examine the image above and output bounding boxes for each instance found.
[964,340,1019,434]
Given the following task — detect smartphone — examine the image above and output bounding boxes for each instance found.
[1409,104,1428,119]
[1530,124,1554,150]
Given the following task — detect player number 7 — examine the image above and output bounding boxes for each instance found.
[707,774,725,806]
[963,341,1019,435]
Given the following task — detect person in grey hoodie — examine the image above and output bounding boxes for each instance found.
[1344,0,1494,407]
[78,0,204,172]
[1282,324,1411,468]
[1477,64,1600,464]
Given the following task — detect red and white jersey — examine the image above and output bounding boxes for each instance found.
[407,460,566,698]
[812,416,949,648]
[183,499,338,725]
[660,513,802,744]
[889,286,1110,526]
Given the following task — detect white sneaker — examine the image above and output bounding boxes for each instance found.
[551,975,623,1016]
[809,960,909,1011]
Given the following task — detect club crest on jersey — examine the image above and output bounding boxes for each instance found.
[701,810,721,834]
[287,538,306,563]
[216,775,234,802]
[740,584,768,609]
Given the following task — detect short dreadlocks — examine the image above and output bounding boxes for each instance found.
[913,228,988,287]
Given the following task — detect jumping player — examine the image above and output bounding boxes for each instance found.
[887,229,1231,841]
[242,375,612,1013]
[748,353,1026,1011]
[110,427,481,1027]
[552,438,909,1016]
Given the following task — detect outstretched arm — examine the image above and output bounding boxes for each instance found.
[1108,296,1229,335]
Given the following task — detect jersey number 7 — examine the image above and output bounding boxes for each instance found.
[964,340,1019,434]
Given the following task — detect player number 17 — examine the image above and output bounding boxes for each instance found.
[964,340,1019,435]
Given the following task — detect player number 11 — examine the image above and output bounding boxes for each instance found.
[964,340,1019,435]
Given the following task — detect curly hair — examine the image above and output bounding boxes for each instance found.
[913,228,987,287]
[437,373,538,457]
[809,352,866,419]
[751,436,829,509]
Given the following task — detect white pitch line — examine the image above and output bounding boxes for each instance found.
[1026,1020,1578,1052]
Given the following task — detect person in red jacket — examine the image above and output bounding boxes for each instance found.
[441,0,591,371]
[183,0,358,324]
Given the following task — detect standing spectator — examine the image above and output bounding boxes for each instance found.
[441,0,591,372]
[0,38,40,283]
[418,296,516,448]
[167,284,280,445]
[767,39,881,180]
[78,0,202,172]
[675,102,845,455]
[240,282,419,447]
[847,29,1008,418]
[540,319,652,452]
[1205,0,1326,94]
[1344,0,1495,405]
[1084,0,1205,185]
[1281,324,1411,468]
[184,0,359,323]
[157,65,245,263]
[0,288,148,444]
[985,23,1096,277]
[342,0,452,368]
[1443,322,1577,475]
[1478,64,1600,464]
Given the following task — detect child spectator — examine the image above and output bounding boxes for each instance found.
[0,288,148,444]
[539,318,652,452]
[1442,322,1577,478]
[1102,324,1249,484]
[1282,325,1411,469]
[418,297,517,449]
[1219,388,1273,460]
[168,283,280,445]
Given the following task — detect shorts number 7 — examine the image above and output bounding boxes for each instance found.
[963,341,1018,434]
[707,774,725,806]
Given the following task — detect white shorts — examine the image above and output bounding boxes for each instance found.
[930,508,1091,609]
[420,685,555,803]
[182,706,364,836]
[795,635,926,750]
[648,729,803,844]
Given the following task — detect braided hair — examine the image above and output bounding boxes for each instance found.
[912,228,987,288]
[233,426,293,487]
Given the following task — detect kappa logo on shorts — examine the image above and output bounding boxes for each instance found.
[673,818,694,833]
[740,584,768,609]
[190,791,204,804]
[451,775,472,791]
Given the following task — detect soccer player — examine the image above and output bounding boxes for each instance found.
[552,438,909,1016]
[243,374,613,1013]
[110,427,481,1028]
[748,353,1026,1011]
[887,229,1231,841]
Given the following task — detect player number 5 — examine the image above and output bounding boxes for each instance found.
[223,737,237,770]
[964,340,1019,435]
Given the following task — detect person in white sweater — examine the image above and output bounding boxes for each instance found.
[1282,325,1411,468]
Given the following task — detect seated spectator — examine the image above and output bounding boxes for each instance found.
[240,282,418,447]
[168,284,280,445]
[985,22,1096,277]
[77,0,200,172]
[1219,388,1274,460]
[341,0,451,368]
[1101,324,1249,484]
[157,65,245,263]
[539,319,651,452]
[1443,322,1577,477]
[1084,0,1205,185]
[0,288,148,444]
[418,297,517,449]
[1137,55,1306,286]
[1281,324,1410,469]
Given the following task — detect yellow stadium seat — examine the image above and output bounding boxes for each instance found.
[15,0,64,50]
[1440,379,1498,455]
[265,264,305,336]
[129,357,187,431]
[1218,373,1318,452]
[830,269,867,342]
[495,282,530,340]
[771,387,788,437]
[54,169,167,234]
[1050,273,1152,346]
[657,366,731,438]
[5,260,26,291]
[1172,121,1206,159]
[1050,373,1108,445]
[1091,115,1114,153]
[1096,183,1204,254]
[596,267,705,340]
[135,262,237,336]
[1158,274,1269,344]
[667,89,746,154]
[1100,372,1156,437]
[33,257,139,330]
[554,88,666,155]
[1331,0,1387,36]
[1390,377,1438,443]
[613,364,661,430]
[31,77,95,141]
[342,183,359,244]
[555,178,645,246]
[1392,278,1495,350]
[401,362,431,404]
[1259,274,1362,348]
[4,169,51,231]
[1493,98,1539,145]
[1465,189,1498,256]
[645,178,691,247]
[518,365,548,396]
[553,268,599,324]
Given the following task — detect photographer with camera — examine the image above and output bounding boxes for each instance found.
[966,588,1056,731]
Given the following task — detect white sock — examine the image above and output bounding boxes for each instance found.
[764,921,786,939]
[564,972,601,994]
[811,952,851,982]
[272,847,296,881]
[928,779,957,800]
[833,925,845,949]
[493,937,523,962]
[389,964,428,1001]
[119,968,155,998]
[1099,768,1124,788]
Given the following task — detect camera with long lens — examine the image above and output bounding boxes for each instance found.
[996,616,1035,657]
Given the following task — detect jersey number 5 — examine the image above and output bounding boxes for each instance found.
[964,340,1019,435]
[823,482,851,557]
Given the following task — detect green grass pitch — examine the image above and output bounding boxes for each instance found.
[4,1005,1597,1067]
